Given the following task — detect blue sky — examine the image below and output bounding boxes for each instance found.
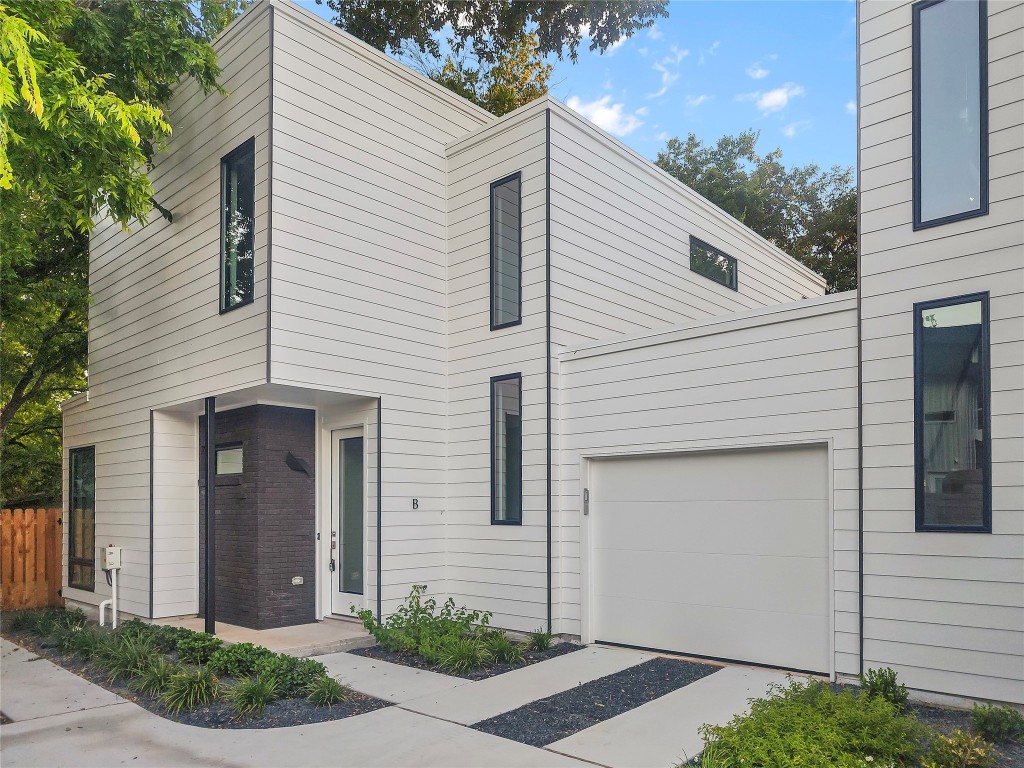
[298,1,857,171]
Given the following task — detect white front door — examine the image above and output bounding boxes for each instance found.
[589,444,831,674]
[330,429,365,615]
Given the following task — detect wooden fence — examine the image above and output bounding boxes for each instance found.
[1,508,63,610]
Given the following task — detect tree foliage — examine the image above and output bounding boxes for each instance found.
[655,130,857,293]
[318,0,667,64]
[0,0,241,504]
[415,32,552,116]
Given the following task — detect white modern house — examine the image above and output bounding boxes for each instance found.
[62,0,1023,705]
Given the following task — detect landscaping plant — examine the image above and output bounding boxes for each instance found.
[161,666,219,714]
[970,703,1024,744]
[698,678,927,767]
[859,666,909,711]
[131,656,180,697]
[209,642,277,679]
[253,654,327,697]
[484,630,525,665]
[922,729,997,768]
[304,675,350,707]
[526,628,553,652]
[436,635,491,674]
[226,674,280,718]
[58,624,106,659]
[175,632,223,664]
[98,633,160,682]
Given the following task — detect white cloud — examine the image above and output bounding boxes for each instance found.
[685,94,711,108]
[746,63,770,79]
[646,47,689,99]
[637,46,649,57]
[606,36,628,55]
[566,95,645,137]
[709,41,720,54]
[647,25,664,40]
[845,99,856,115]
[603,79,613,90]
[656,131,670,142]
[738,82,805,115]
[782,120,812,138]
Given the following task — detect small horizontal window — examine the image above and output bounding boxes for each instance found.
[689,236,737,290]
[216,446,243,475]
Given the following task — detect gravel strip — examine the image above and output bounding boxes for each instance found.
[472,657,719,747]
[3,632,390,729]
[350,641,581,680]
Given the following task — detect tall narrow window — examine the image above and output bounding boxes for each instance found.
[490,173,522,329]
[221,138,256,312]
[491,374,522,524]
[689,236,738,290]
[69,446,96,590]
[914,294,991,532]
[913,0,988,229]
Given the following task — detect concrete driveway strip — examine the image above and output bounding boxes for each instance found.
[1,639,124,722]
[316,651,470,703]
[401,646,654,725]
[1,702,590,768]
[546,666,792,768]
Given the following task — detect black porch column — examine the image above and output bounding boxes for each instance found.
[203,396,216,634]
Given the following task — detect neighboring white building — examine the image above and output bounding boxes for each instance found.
[62,0,1022,704]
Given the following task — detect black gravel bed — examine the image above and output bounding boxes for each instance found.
[350,641,581,680]
[908,702,1024,768]
[2,631,390,729]
[472,657,719,747]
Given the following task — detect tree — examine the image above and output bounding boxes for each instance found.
[413,32,553,117]
[655,130,857,293]
[0,0,241,504]
[317,0,667,64]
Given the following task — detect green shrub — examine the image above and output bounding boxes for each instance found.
[484,631,524,665]
[437,636,491,674]
[161,667,219,714]
[58,624,106,659]
[5,610,39,632]
[699,679,927,767]
[130,657,180,697]
[971,703,1024,744]
[16,607,87,637]
[860,666,909,711]
[209,642,277,679]
[98,633,160,682]
[254,654,326,697]
[304,675,349,707]
[175,632,222,664]
[922,729,997,768]
[116,618,155,642]
[226,674,279,718]
[352,585,494,671]
[150,625,193,654]
[526,628,552,652]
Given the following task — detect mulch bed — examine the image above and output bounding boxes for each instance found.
[2,631,390,729]
[350,641,581,680]
[472,657,719,747]
[908,702,1024,768]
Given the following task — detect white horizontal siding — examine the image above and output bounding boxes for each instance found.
[558,295,859,676]
[858,0,1024,703]
[267,3,489,615]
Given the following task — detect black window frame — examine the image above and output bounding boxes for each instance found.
[490,372,523,526]
[913,292,992,533]
[219,136,257,314]
[689,236,738,291]
[489,172,523,330]
[68,445,96,591]
[912,0,989,230]
[215,443,244,476]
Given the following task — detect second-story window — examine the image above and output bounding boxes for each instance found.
[490,173,522,329]
[221,138,256,312]
[913,0,988,229]
[689,236,738,290]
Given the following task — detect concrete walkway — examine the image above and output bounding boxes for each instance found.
[156,617,373,657]
[401,646,655,724]
[0,637,796,768]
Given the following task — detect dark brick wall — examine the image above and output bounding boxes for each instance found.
[199,405,315,629]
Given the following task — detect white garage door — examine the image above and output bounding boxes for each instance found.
[589,445,831,673]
